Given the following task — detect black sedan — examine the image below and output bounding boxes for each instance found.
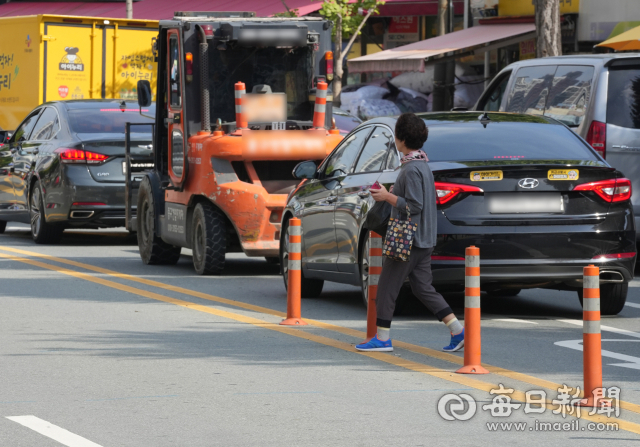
[280,112,636,315]
[0,100,154,243]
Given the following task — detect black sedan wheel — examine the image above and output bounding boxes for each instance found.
[280,218,323,298]
[578,282,628,316]
[0,220,6,234]
[29,181,63,244]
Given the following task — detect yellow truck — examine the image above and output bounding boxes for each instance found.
[0,14,158,131]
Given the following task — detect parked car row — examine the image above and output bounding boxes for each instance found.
[0,54,637,317]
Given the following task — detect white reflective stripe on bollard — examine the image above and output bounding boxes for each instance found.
[583,276,599,289]
[289,259,301,270]
[583,320,601,334]
[465,276,480,288]
[370,256,383,267]
[465,295,481,309]
[371,237,382,248]
[314,104,326,113]
[235,105,242,113]
[370,275,379,286]
[466,256,479,268]
[234,90,244,98]
[290,226,301,236]
[583,298,600,312]
[289,242,301,253]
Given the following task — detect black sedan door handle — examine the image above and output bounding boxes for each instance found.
[326,195,338,203]
[357,191,370,198]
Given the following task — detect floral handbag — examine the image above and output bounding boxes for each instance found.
[382,206,417,262]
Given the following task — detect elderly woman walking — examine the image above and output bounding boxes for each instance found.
[356,113,464,352]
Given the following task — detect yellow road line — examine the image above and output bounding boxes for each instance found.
[1,251,639,434]
[2,245,640,417]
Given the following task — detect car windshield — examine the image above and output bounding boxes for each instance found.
[333,108,362,133]
[420,115,599,163]
[209,46,313,123]
[68,106,155,133]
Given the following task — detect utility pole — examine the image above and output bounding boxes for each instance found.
[533,0,561,57]
[126,0,133,19]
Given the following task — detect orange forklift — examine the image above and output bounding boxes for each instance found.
[125,11,342,274]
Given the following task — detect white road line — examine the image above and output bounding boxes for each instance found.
[6,416,103,447]
[491,318,539,325]
[626,302,640,309]
[555,339,640,371]
[558,319,640,339]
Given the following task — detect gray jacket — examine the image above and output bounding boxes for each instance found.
[391,160,437,249]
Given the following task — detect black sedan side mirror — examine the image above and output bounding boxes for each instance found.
[292,161,317,179]
[137,80,152,108]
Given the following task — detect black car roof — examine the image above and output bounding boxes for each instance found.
[51,100,151,110]
[365,112,561,128]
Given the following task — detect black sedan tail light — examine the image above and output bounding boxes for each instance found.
[435,181,483,205]
[574,178,631,202]
[55,147,109,164]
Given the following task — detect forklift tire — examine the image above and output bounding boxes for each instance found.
[191,201,226,275]
[137,177,181,265]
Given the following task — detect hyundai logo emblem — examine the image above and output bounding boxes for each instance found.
[518,178,539,189]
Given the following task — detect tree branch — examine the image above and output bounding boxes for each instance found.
[338,8,374,65]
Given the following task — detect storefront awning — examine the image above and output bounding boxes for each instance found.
[348,23,536,73]
[596,24,640,51]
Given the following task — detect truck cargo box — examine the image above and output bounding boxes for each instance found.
[0,14,158,130]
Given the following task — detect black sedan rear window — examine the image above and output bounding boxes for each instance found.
[68,107,155,133]
[422,120,598,162]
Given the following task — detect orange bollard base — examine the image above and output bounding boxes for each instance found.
[455,364,489,374]
[280,317,308,326]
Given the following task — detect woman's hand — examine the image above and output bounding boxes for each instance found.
[370,184,390,202]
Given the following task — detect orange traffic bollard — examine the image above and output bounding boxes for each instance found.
[456,246,489,374]
[234,82,247,130]
[312,81,328,129]
[280,218,307,326]
[579,264,603,406]
[363,231,383,342]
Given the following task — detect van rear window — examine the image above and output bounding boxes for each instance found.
[422,120,599,162]
[607,67,640,129]
[68,107,155,133]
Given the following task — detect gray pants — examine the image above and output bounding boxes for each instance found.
[376,246,453,327]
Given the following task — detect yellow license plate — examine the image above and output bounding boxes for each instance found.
[548,169,579,180]
[470,170,503,181]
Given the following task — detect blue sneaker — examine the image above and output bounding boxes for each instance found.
[356,335,393,352]
[443,329,465,352]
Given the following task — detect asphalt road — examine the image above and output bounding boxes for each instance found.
[1,223,640,446]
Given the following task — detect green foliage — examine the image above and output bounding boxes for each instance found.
[318,0,385,38]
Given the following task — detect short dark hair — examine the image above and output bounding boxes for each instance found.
[395,113,428,150]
